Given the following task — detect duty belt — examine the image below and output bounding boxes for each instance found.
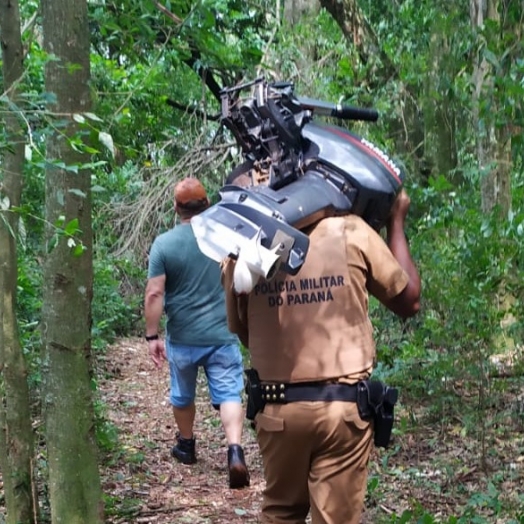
[261,382,358,404]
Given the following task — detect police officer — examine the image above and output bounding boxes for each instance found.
[222,189,420,523]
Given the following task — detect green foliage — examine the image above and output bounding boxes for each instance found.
[93,396,120,453]
[371,483,524,523]
[92,256,143,350]
[89,160,146,349]
[3,0,524,520]
[103,493,141,519]
[418,176,521,336]
[16,250,43,388]
[373,171,523,435]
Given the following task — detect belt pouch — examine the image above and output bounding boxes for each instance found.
[244,368,265,420]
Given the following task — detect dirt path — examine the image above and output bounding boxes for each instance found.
[99,337,265,524]
[99,338,524,524]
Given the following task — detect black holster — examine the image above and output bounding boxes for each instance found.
[356,380,398,448]
[244,368,266,421]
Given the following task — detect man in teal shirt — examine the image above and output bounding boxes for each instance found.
[145,177,249,489]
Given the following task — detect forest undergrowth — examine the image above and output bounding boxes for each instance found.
[98,338,524,524]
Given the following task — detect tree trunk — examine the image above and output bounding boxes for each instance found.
[0,0,37,522]
[319,0,368,49]
[319,0,390,71]
[284,0,320,24]
[423,27,458,180]
[470,0,511,215]
[281,0,321,75]
[41,0,104,521]
[471,0,516,355]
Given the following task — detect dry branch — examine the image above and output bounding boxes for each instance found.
[108,135,235,261]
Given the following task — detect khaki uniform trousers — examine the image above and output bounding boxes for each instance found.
[255,400,373,524]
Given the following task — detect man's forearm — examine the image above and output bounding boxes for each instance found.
[387,219,419,286]
[386,218,421,317]
[145,294,163,336]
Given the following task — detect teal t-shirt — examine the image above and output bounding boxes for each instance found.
[147,223,238,346]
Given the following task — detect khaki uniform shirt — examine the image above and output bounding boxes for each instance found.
[222,215,408,383]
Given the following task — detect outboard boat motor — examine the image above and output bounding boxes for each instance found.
[191,78,406,292]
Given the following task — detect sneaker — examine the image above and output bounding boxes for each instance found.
[171,433,197,465]
[227,444,250,489]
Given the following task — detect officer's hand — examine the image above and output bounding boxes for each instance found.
[148,338,166,369]
[389,189,411,224]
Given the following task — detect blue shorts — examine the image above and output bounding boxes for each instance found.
[165,340,244,408]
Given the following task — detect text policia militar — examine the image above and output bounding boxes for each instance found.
[253,274,345,307]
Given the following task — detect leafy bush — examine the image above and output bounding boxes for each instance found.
[92,255,143,351]
[373,174,523,426]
